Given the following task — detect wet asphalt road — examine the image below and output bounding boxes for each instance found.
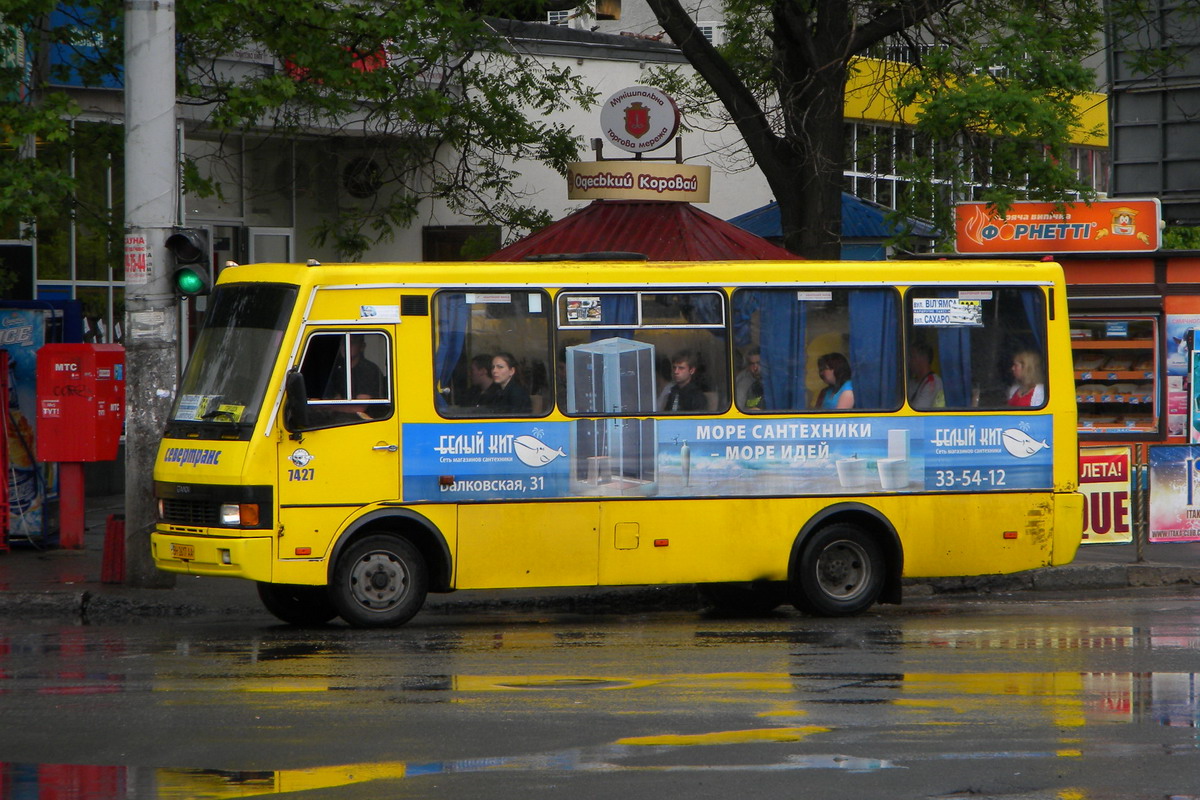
[0,588,1197,800]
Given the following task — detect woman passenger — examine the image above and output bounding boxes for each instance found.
[486,352,532,413]
[1006,349,1045,407]
[816,352,855,409]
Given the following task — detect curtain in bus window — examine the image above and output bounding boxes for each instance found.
[764,292,808,409]
[848,290,900,408]
[732,293,754,349]
[1020,291,1044,349]
[925,289,975,408]
[937,325,974,407]
[592,293,636,341]
[691,294,723,323]
[434,293,468,406]
[733,290,808,410]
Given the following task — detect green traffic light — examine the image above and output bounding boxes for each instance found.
[176,269,205,295]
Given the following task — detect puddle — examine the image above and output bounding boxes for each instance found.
[0,738,902,800]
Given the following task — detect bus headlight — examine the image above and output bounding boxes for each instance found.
[220,503,260,527]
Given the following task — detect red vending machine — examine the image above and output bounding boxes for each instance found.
[35,344,125,548]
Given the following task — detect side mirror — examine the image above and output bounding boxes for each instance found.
[283,369,311,435]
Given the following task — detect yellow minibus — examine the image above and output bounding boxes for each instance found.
[152,259,1082,626]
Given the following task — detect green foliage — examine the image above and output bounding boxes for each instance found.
[1,0,596,265]
[1164,227,1200,251]
[643,0,1120,256]
[172,0,595,259]
[888,0,1107,248]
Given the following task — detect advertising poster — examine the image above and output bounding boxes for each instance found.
[0,309,52,541]
[1078,446,1133,544]
[402,414,1055,503]
[1165,314,1200,438]
[1147,444,1200,542]
[1193,352,1200,444]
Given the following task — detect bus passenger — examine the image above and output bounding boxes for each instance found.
[1007,349,1045,407]
[735,347,764,410]
[816,352,854,409]
[461,353,494,407]
[907,343,945,409]
[487,352,532,414]
[326,335,385,400]
[659,350,708,412]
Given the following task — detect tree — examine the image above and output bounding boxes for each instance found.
[1,3,81,241]
[1,0,596,261]
[642,0,1113,258]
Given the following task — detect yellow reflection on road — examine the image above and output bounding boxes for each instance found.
[157,762,407,798]
[617,727,829,746]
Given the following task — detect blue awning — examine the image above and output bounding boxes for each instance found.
[729,193,939,241]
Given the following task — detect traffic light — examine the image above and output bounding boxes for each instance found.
[166,228,212,297]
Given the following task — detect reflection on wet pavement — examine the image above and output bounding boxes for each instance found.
[1,614,1197,798]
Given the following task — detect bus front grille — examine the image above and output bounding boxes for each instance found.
[161,498,217,527]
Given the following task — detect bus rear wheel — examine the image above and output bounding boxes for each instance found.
[791,523,884,617]
[331,535,428,628]
[256,582,339,626]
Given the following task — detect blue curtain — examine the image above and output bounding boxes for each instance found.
[691,294,724,324]
[597,293,637,340]
[732,291,756,349]
[733,291,807,410]
[1020,290,1045,349]
[849,291,899,409]
[924,291,974,408]
[937,326,973,407]
[434,293,469,406]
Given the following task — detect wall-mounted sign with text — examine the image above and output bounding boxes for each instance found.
[600,86,681,153]
[955,199,1161,254]
[567,161,712,203]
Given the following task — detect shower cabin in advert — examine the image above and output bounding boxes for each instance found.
[566,337,658,496]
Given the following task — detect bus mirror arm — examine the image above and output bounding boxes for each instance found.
[283,370,311,438]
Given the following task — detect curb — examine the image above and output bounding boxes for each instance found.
[3,566,1198,624]
[909,564,1200,595]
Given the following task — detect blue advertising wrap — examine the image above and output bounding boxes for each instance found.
[402,415,1054,503]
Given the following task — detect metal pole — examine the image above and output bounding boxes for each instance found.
[1135,442,1146,563]
[122,0,177,587]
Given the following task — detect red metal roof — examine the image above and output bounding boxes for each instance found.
[484,200,801,261]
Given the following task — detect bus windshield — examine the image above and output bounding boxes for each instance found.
[169,283,297,433]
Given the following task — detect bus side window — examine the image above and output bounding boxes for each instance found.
[557,291,728,416]
[904,287,1047,410]
[295,331,393,427]
[433,289,551,418]
[730,287,902,412]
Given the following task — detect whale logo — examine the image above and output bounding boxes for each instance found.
[1001,429,1049,458]
[289,448,314,467]
[514,435,566,468]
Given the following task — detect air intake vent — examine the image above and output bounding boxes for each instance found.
[401,295,429,316]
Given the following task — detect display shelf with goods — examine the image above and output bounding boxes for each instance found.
[1070,316,1158,436]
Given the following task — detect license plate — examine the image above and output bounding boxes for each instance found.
[170,543,195,560]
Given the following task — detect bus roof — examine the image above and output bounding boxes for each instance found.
[215,259,1065,289]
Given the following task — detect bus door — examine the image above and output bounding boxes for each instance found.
[276,328,399,558]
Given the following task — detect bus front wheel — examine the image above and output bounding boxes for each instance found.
[791,524,884,616]
[331,535,428,628]
[256,582,339,626]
